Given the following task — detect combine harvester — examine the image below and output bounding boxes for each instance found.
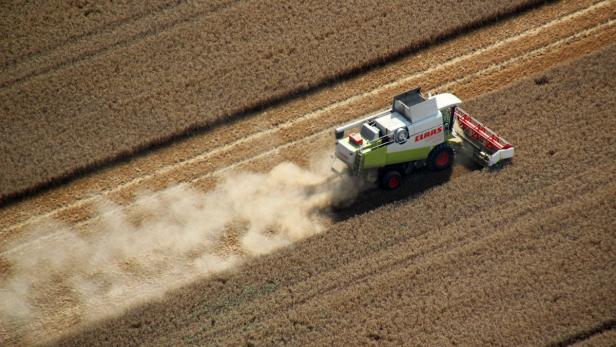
[333,87,514,189]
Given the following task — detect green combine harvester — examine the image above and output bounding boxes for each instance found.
[333,87,514,189]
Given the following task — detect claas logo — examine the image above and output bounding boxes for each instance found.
[415,126,443,142]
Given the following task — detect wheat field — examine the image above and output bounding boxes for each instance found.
[0,0,543,202]
[1,0,615,345]
[39,42,615,346]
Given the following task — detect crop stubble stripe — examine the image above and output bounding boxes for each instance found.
[0,0,243,90]
[0,19,611,259]
[1,4,611,238]
[191,164,616,339]
[2,0,384,94]
[434,20,615,92]
[266,184,616,345]
[186,164,616,341]
[0,0,571,206]
[0,0,553,91]
[90,20,616,242]
[3,0,612,237]
[1,0,188,69]
[153,20,616,180]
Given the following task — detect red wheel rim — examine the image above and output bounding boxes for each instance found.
[435,151,450,167]
[388,175,400,189]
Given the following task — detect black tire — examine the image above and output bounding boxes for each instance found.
[428,143,454,171]
[380,170,402,190]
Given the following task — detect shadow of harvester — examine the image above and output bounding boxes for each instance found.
[329,158,481,223]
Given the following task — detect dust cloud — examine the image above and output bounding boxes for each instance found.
[0,155,363,342]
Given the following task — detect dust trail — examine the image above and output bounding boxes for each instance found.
[0,154,363,344]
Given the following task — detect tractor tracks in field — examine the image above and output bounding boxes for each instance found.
[1,1,183,69]
[0,25,613,261]
[0,0,614,252]
[0,0,244,89]
[177,162,616,344]
[48,40,616,344]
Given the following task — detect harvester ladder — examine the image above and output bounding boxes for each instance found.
[354,150,365,176]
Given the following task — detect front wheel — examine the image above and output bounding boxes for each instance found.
[428,143,454,171]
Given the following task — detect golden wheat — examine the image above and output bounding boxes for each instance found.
[0,0,543,202]
[48,42,616,347]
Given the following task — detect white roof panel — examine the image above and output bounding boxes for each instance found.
[431,93,462,110]
[375,112,409,133]
[408,97,438,123]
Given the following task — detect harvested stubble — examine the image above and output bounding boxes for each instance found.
[0,0,176,67]
[0,0,544,202]
[51,44,616,346]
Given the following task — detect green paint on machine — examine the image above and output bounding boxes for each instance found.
[361,146,433,169]
[361,146,387,168]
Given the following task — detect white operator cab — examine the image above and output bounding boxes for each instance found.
[376,90,463,154]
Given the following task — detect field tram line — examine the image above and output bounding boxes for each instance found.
[0,0,608,223]
[0,3,601,213]
[1,0,184,69]
[0,18,613,261]
[247,183,616,346]
[7,23,616,347]
[8,0,607,132]
[176,162,616,342]
[1,20,606,258]
[0,0,244,90]
[435,20,616,92]
[1,1,612,237]
[0,0,588,159]
[0,0,552,90]
[57,21,616,220]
